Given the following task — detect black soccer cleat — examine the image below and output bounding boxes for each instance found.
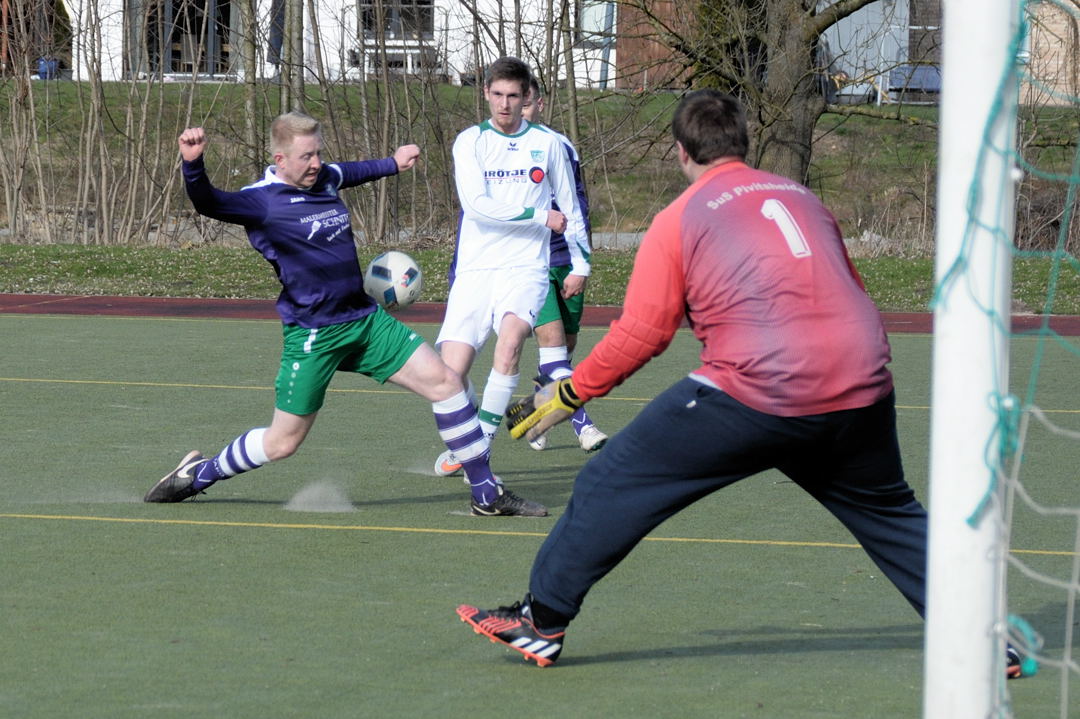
[144,450,209,503]
[470,485,548,517]
[1005,645,1037,679]
[456,596,565,667]
[1006,646,1022,679]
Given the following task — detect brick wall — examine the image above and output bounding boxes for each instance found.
[614,0,690,90]
[909,0,942,64]
[1023,3,1079,105]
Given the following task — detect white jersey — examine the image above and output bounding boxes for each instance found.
[452,118,587,274]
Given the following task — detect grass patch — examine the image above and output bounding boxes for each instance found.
[1,244,1079,314]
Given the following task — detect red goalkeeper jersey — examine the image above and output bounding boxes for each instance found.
[573,161,893,416]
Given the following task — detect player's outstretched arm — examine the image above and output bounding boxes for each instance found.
[178,127,208,163]
[393,144,421,172]
[506,378,583,441]
[177,127,265,225]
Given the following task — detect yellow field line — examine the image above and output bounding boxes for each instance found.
[0,376,397,394]
[0,375,1038,413]
[6,376,1080,415]
[0,376,628,402]
[0,513,1073,556]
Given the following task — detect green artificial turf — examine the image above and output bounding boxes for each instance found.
[0,315,1075,717]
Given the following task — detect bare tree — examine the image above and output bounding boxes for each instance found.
[0,0,964,253]
[623,0,886,182]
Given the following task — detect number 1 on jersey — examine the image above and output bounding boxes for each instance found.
[760,198,811,258]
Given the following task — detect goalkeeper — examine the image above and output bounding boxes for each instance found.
[456,89,933,668]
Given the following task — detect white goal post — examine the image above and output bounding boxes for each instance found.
[923,0,1021,716]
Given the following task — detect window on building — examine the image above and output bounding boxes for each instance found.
[359,0,434,41]
[359,46,441,76]
[138,0,233,76]
[576,0,614,49]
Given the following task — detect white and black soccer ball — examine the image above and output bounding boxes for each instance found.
[363,250,423,310]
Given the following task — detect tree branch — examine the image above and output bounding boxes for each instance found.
[810,0,886,38]
[823,103,939,129]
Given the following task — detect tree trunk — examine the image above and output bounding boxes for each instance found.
[238,0,260,177]
[680,0,882,182]
[751,0,825,182]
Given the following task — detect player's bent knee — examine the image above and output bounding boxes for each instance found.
[263,434,304,461]
[430,368,466,402]
[422,356,465,394]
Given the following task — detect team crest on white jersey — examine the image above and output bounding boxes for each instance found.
[531,150,545,162]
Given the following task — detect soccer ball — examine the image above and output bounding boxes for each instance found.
[363,250,423,310]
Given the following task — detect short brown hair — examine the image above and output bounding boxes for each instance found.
[671,90,748,164]
[484,57,532,96]
[271,111,321,154]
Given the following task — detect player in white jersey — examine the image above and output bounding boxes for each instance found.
[434,57,589,476]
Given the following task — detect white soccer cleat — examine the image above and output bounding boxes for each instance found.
[577,424,608,452]
[528,432,549,451]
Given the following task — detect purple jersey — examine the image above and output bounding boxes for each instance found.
[548,139,590,269]
[182,156,398,328]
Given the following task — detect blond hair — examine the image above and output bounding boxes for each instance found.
[270,111,321,155]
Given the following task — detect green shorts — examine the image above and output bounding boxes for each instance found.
[535,265,584,335]
[275,308,425,415]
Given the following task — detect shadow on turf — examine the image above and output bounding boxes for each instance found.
[550,623,924,667]
[496,466,582,482]
[166,486,567,512]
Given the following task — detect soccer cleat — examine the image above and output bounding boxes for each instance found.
[1006,647,1022,679]
[144,450,208,503]
[528,432,549,451]
[434,449,463,476]
[577,424,608,452]
[470,485,548,517]
[456,597,565,667]
[1005,645,1036,679]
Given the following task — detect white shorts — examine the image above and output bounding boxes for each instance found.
[436,266,549,350]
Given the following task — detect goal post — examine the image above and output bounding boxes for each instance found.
[923,0,1022,716]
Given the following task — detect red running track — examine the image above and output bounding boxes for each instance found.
[2,293,1080,335]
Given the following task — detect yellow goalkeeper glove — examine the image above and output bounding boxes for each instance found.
[506,378,584,441]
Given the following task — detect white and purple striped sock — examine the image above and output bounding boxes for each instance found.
[433,391,498,504]
[194,427,270,490]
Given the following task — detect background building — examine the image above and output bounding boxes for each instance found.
[13,0,1077,107]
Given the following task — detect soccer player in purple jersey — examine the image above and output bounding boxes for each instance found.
[520,78,607,454]
[143,112,546,517]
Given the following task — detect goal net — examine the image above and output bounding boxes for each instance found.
[924,1,1079,717]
